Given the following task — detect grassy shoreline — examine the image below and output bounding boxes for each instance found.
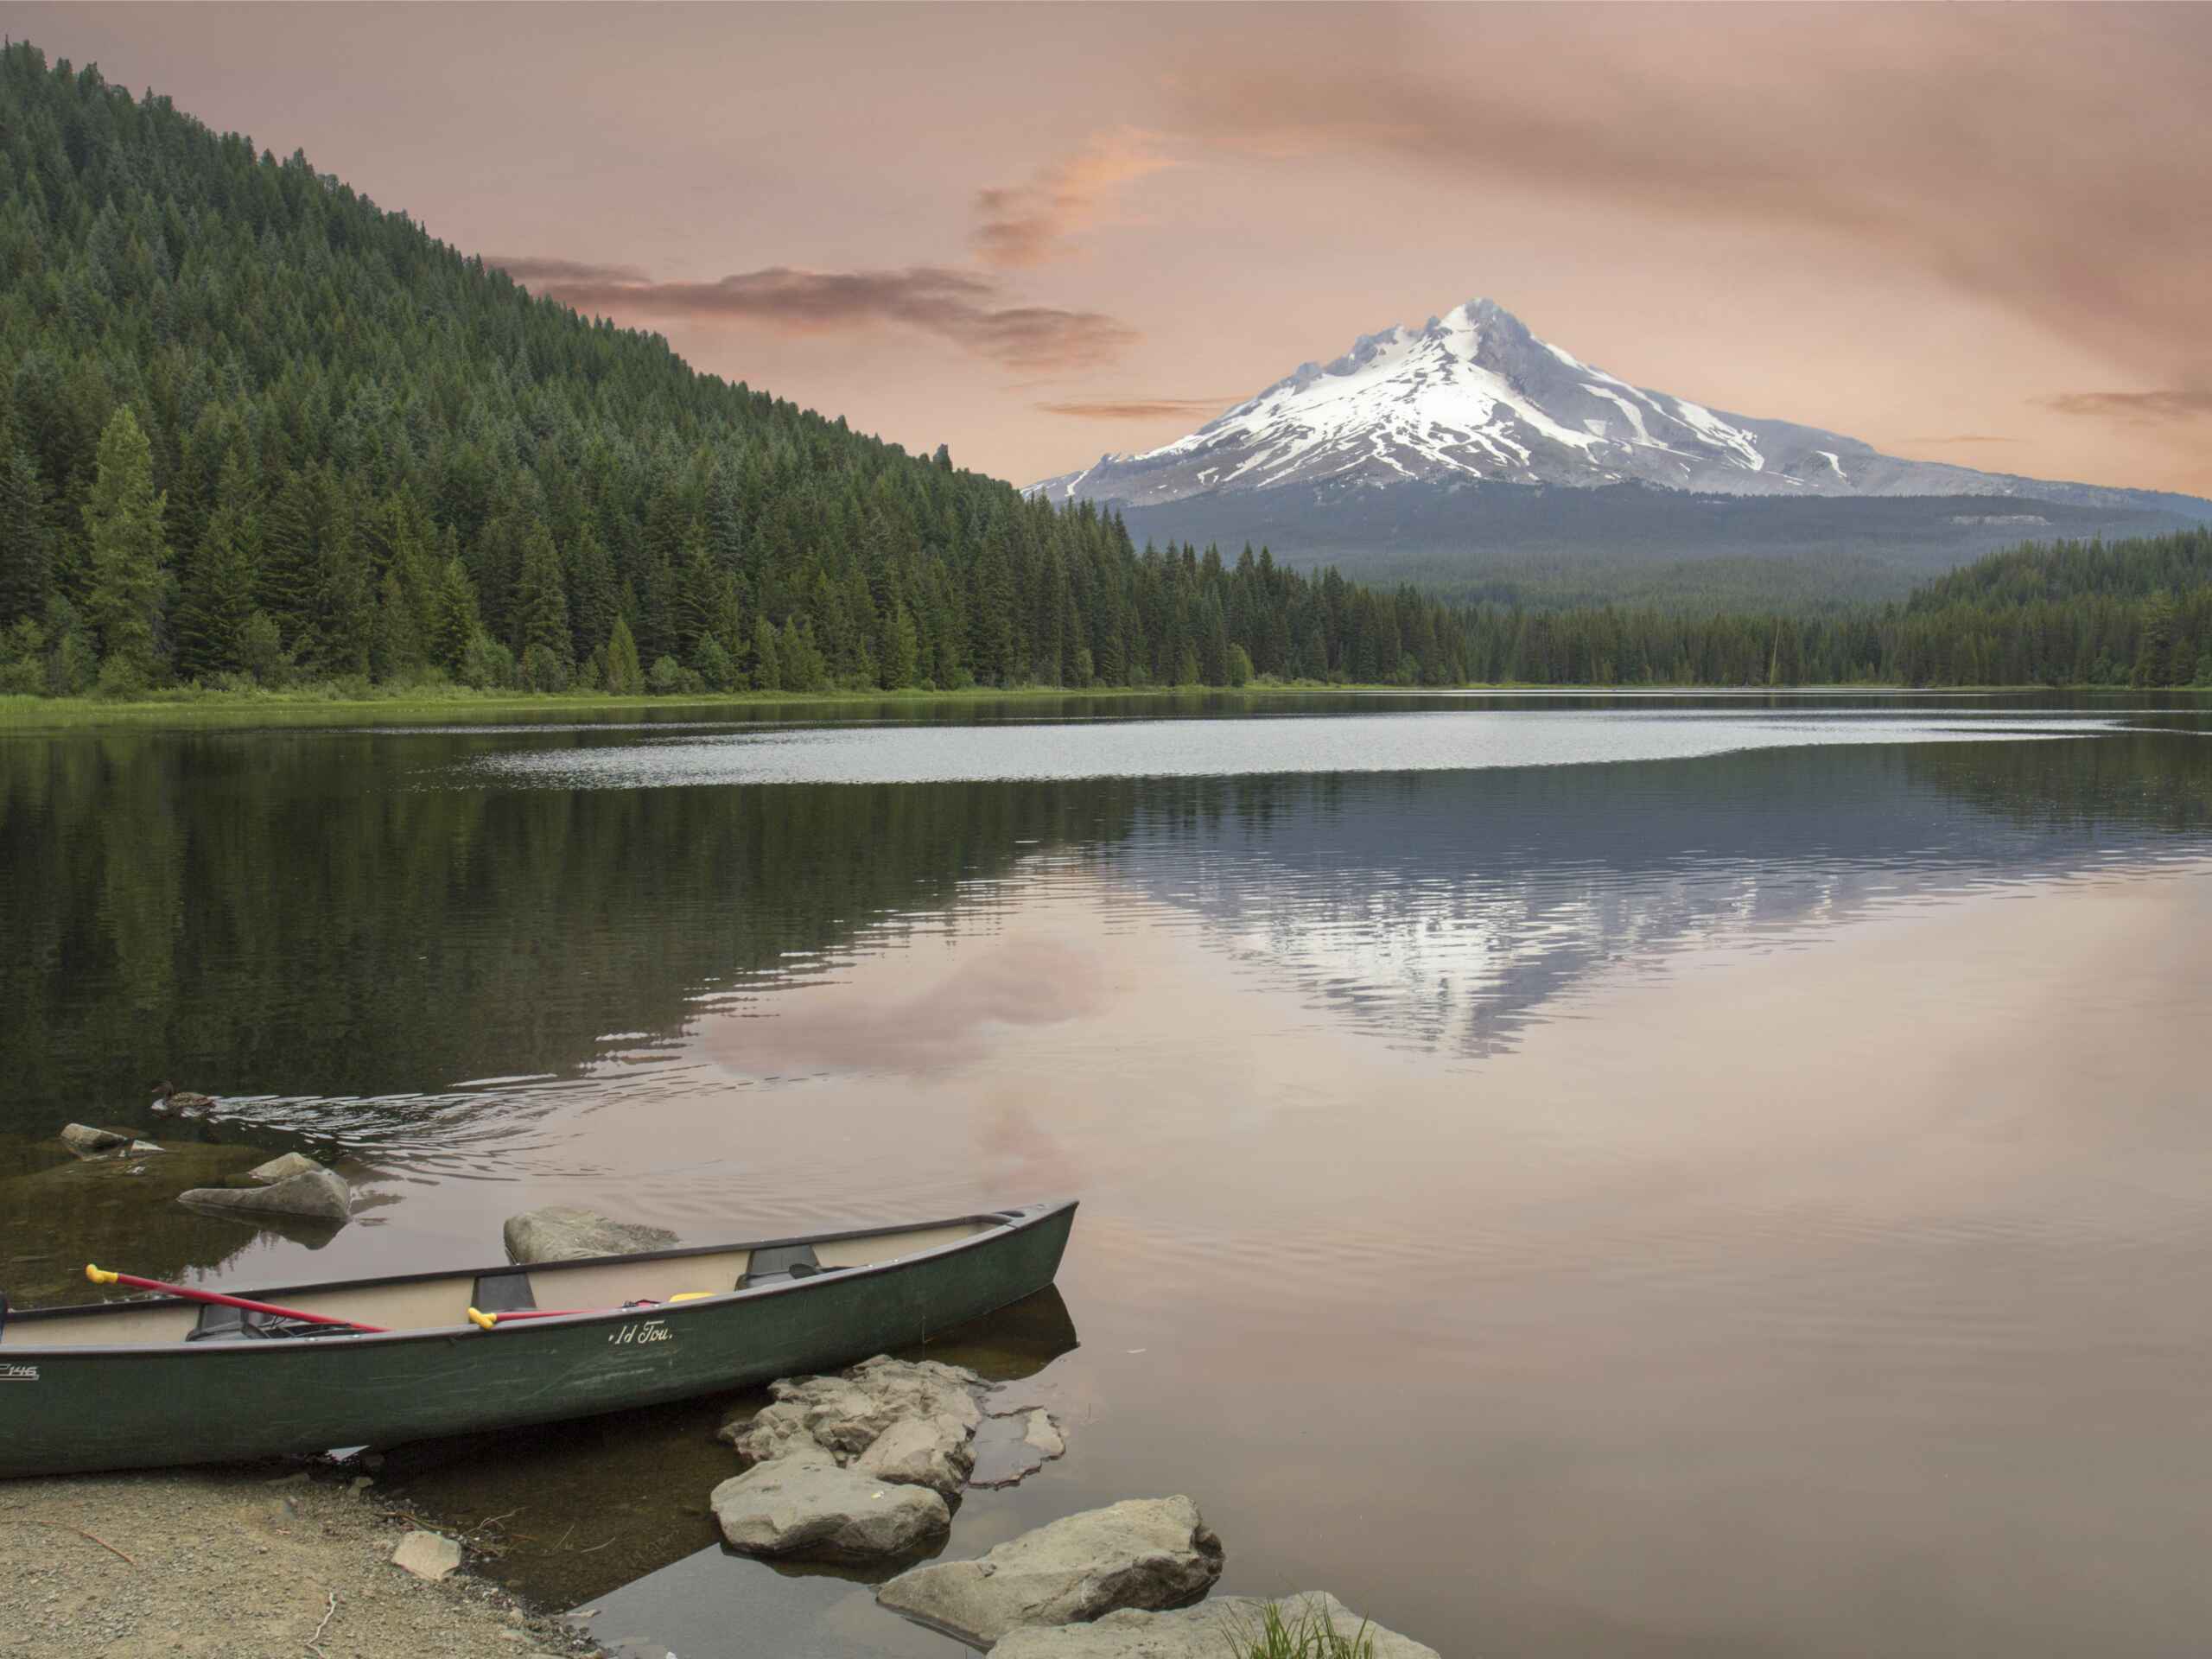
[0,680,2182,734]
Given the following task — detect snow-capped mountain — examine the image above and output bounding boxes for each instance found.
[1029,298,2196,516]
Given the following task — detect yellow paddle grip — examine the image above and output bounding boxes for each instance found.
[86,1264,118,1285]
[670,1292,712,1303]
[467,1307,498,1330]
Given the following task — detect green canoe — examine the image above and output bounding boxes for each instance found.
[0,1198,1076,1478]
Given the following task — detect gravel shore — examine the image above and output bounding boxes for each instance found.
[0,1469,606,1658]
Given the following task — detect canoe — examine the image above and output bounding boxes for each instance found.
[0,1198,1076,1478]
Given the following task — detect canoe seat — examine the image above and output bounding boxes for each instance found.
[738,1243,823,1290]
[471,1270,537,1314]
[183,1305,358,1342]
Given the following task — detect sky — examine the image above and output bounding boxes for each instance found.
[8,3,2209,498]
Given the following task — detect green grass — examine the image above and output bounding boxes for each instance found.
[1233,1599,1378,1659]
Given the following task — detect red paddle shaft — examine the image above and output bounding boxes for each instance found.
[85,1265,385,1333]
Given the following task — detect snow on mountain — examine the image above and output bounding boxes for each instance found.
[1027,298,2183,515]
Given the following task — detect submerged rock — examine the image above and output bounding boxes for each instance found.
[502,1205,679,1264]
[249,1151,324,1183]
[969,1408,1069,1490]
[875,1496,1224,1645]
[710,1450,950,1562]
[391,1529,463,1581]
[59,1123,131,1158]
[179,1165,351,1223]
[991,1593,1440,1659]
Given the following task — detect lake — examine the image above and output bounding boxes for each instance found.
[6,690,2212,1658]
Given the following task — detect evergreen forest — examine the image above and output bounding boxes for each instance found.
[0,42,2205,700]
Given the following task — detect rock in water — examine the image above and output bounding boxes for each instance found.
[249,1151,324,1182]
[710,1452,950,1562]
[391,1530,464,1581]
[720,1357,985,1470]
[991,1593,1440,1659]
[875,1496,1224,1645]
[851,1412,977,1496]
[502,1205,679,1263]
[178,1166,352,1223]
[59,1123,130,1157]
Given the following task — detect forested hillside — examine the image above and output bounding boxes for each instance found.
[0,41,1470,699]
[1452,530,2212,687]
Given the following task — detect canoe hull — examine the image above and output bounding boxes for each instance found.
[0,1200,1074,1478]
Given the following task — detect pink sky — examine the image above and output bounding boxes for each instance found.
[12,3,2209,497]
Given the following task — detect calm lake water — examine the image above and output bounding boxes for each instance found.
[7,691,2212,1658]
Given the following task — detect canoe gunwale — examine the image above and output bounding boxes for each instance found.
[5,1198,1075,1360]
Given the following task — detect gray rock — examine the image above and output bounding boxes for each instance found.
[852,1411,976,1496]
[876,1496,1224,1645]
[249,1152,323,1182]
[60,1123,130,1157]
[502,1205,678,1264]
[179,1166,351,1223]
[1023,1409,1067,1460]
[710,1450,950,1562]
[125,1141,163,1156]
[970,1408,1067,1490]
[992,1593,1440,1659]
[391,1530,463,1581]
[720,1356,984,1466]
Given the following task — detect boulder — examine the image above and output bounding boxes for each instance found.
[875,1496,1224,1646]
[125,1141,163,1157]
[249,1152,323,1183]
[720,1356,985,1466]
[710,1450,950,1562]
[502,1205,678,1264]
[179,1166,351,1223]
[60,1123,130,1158]
[391,1530,463,1581]
[992,1593,1440,1659]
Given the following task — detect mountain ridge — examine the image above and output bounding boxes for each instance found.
[1030,298,2209,522]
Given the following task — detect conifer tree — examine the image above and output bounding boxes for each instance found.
[603,612,644,696]
[432,556,481,672]
[174,487,257,679]
[82,406,167,685]
[0,437,50,627]
[513,518,571,668]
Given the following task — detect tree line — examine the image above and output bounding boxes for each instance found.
[0,42,1470,701]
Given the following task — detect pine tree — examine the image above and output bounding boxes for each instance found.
[82,406,167,685]
[174,487,257,679]
[0,402,50,627]
[432,556,481,672]
[512,518,571,667]
[604,612,644,696]
[880,600,919,690]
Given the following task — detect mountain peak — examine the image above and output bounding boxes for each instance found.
[1027,296,2083,511]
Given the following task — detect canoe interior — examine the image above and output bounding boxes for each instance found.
[3,1217,993,1350]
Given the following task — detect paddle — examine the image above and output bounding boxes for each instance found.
[467,1292,717,1330]
[84,1264,385,1333]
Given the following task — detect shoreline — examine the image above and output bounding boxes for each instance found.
[2,680,2182,734]
[1,1465,604,1659]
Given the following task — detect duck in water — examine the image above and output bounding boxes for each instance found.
[150,1079,216,1118]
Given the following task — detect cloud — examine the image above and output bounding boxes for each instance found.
[1035,397,1229,422]
[2041,390,2212,428]
[1164,8,2212,401]
[494,260,1135,371]
[973,127,1175,269]
[492,255,650,286]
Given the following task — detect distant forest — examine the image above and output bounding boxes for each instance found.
[0,42,2205,699]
